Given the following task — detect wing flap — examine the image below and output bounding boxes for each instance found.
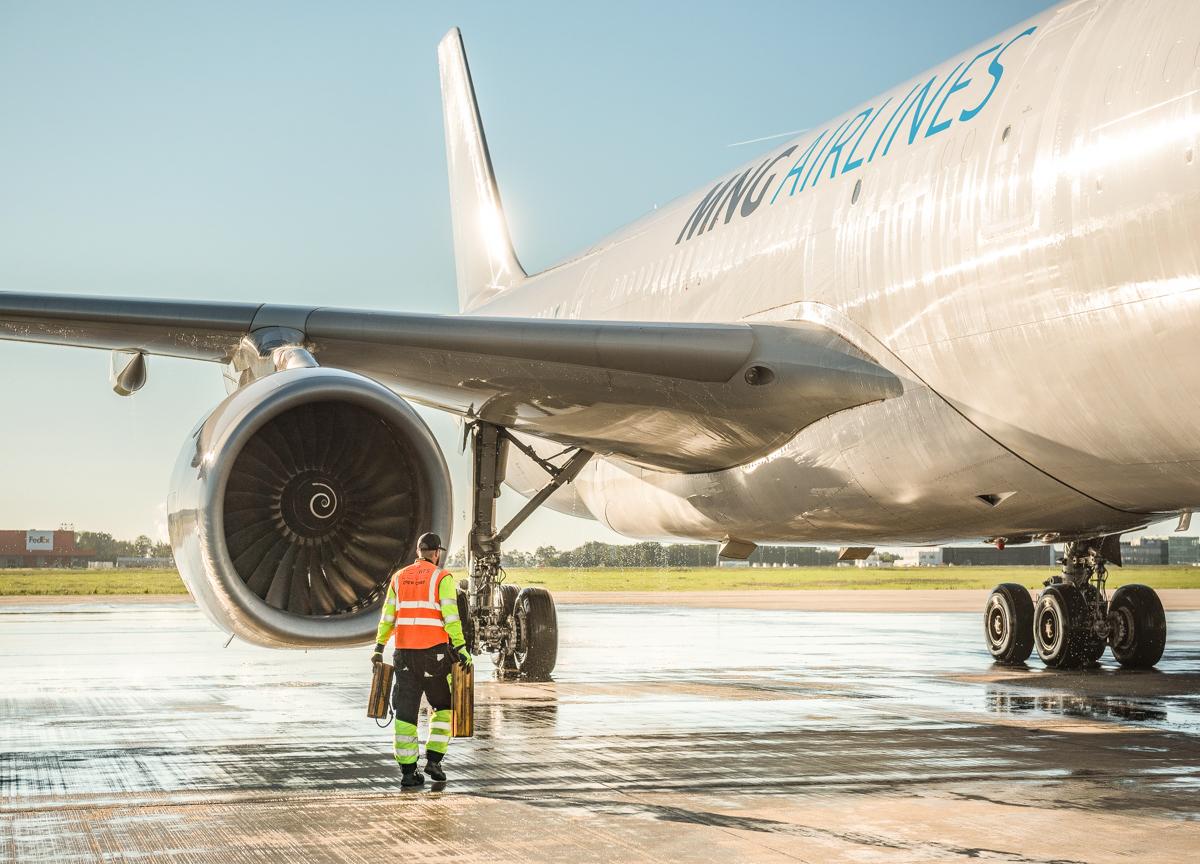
[308,312,902,472]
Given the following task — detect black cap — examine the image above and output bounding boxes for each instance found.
[417,532,446,553]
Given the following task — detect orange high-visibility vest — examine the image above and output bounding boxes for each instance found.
[391,559,452,649]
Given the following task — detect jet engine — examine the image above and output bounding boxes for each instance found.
[167,367,452,648]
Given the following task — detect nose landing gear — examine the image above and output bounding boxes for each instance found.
[984,536,1167,669]
[462,422,591,681]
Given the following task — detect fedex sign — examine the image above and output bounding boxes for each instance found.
[25,530,54,552]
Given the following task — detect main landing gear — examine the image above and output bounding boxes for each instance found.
[984,536,1166,669]
[460,422,592,681]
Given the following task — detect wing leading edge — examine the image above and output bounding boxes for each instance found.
[0,292,902,472]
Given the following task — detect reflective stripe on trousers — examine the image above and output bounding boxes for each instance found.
[426,709,453,756]
[394,719,419,765]
[394,713,454,764]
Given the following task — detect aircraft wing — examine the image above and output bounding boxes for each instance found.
[0,292,901,472]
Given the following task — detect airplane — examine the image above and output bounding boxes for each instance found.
[1,0,1194,677]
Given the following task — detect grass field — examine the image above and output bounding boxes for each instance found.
[0,569,186,596]
[3,565,1200,596]
[508,566,1200,592]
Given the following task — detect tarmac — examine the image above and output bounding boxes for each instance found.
[2,597,1199,863]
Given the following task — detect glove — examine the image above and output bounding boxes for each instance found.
[451,643,473,667]
[371,642,384,668]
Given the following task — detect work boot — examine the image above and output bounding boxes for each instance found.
[424,757,446,783]
[400,767,425,789]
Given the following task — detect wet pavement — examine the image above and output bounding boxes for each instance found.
[2,600,1199,862]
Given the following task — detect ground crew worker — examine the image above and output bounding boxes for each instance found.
[372,532,472,788]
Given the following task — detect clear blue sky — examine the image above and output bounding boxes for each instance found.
[2,0,1100,555]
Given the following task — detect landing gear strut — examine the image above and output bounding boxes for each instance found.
[462,422,591,680]
[985,536,1166,669]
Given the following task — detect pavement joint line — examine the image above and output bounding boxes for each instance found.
[0,767,1154,817]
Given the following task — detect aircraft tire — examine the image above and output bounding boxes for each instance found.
[1034,583,1092,668]
[513,587,558,681]
[499,583,520,619]
[1108,584,1166,668]
[984,583,1034,664]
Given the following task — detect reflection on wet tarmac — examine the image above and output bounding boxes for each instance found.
[1,602,1198,862]
[987,688,1170,723]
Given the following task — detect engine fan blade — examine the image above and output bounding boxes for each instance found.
[342,537,397,575]
[245,535,293,598]
[334,412,386,482]
[224,512,285,555]
[322,407,358,479]
[306,554,337,616]
[310,403,338,469]
[236,438,292,487]
[345,468,411,501]
[264,543,300,609]
[224,468,283,497]
[256,420,302,477]
[360,489,414,514]
[352,514,410,536]
[278,407,314,474]
[295,404,320,471]
[223,490,278,517]
[318,548,365,607]
[230,529,286,579]
[288,545,313,616]
[331,545,387,593]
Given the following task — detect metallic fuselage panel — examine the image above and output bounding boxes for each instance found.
[471,0,1200,543]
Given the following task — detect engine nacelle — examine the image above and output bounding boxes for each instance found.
[168,367,452,648]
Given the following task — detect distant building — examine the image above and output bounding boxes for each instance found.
[0,530,94,569]
[941,545,1055,566]
[115,556,175,569]
[747,546,839,567]
[1117,535,1199,565]
[1168,536,1200,565]
[918,548,943,566]
[1120,537,1169,565]
[855,552,894,569]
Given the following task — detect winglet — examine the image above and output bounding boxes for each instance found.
[438,28,526,313]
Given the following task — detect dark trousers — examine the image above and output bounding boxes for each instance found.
[392,646,453,720]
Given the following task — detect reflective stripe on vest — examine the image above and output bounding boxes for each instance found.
[391,560,451,649]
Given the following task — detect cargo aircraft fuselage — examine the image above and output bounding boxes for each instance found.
[492,0,1200,549]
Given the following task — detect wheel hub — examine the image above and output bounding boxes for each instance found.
[1038,607,1059,649]
[985,600,1009,650]
[1110,607,1135,652]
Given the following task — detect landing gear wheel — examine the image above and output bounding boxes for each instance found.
[1108,584,1166,668]
[1035,583,1093,668]
[513,587,558,680]
[499,583,519,619]
[489,583,522,675]
[984,583,1034,664]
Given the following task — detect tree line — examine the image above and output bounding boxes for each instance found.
[76,532,173,563]
[446,541,854,568]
